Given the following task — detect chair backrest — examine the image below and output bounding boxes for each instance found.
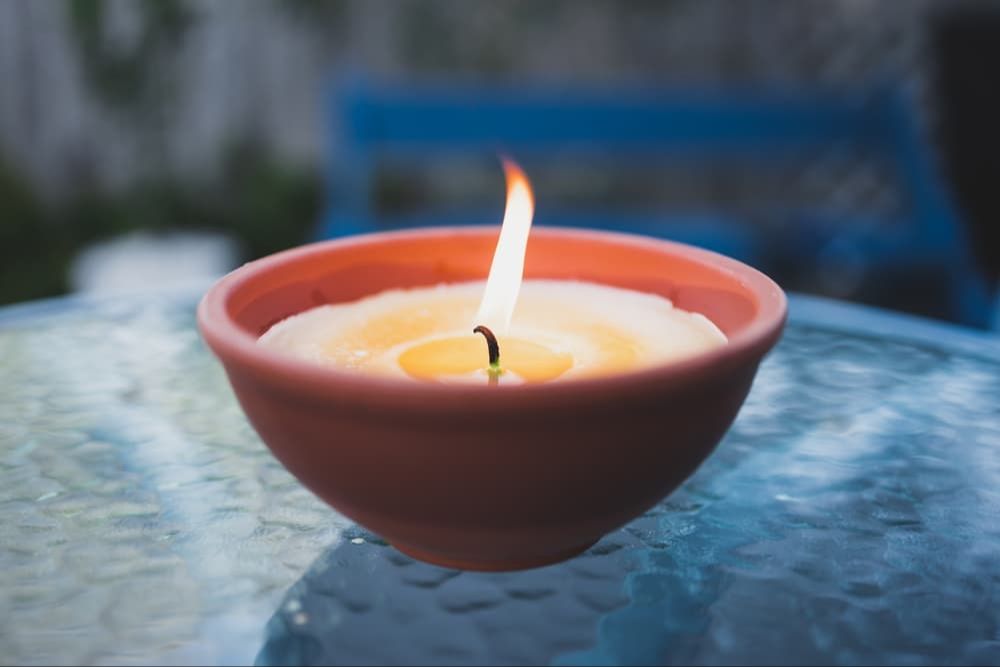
[320,77,992,327]
[326,78,938,230]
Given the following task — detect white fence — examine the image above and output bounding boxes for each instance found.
[0,0,936,198]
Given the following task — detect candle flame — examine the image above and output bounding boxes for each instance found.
[475,158,535,334]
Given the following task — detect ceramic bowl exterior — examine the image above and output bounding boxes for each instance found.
[197,228,786,570]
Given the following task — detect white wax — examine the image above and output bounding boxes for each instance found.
[258,280,726,382]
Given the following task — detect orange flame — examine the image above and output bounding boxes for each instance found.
[475,158,536,334]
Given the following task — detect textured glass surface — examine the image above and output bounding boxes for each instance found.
[1,292,998,666]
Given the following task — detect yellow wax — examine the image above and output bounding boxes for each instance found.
[258,280,727,384]
[399,336,574,383]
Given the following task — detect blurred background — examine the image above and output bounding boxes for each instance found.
[1,0,998,330]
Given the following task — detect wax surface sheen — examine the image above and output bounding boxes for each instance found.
[258,280,727,384]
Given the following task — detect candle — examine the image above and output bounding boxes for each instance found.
[259,160,727,384]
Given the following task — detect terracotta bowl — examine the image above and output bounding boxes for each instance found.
[197,227,786,571]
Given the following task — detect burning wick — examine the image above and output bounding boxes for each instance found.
[473,325,502,384]
[470,158,532,387]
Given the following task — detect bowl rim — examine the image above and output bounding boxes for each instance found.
[197,226,787,414]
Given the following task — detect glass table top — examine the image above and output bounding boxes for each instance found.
[1,290,998,666]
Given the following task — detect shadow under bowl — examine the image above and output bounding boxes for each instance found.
[197,227,786,571]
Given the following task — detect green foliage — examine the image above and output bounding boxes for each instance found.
[0,143,322,306]
[211,141,323,261]
[1,3,322,306]
[0,163,73,304]
[68,0,192,111]
[277,0,347,26]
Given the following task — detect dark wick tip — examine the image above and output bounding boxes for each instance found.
[473,325,501,367]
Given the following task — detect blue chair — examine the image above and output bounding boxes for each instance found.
[319,77,994,329]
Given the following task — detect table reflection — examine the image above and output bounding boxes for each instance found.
[259,324,1000,666]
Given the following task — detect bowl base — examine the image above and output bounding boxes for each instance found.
[391,538,598,572]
